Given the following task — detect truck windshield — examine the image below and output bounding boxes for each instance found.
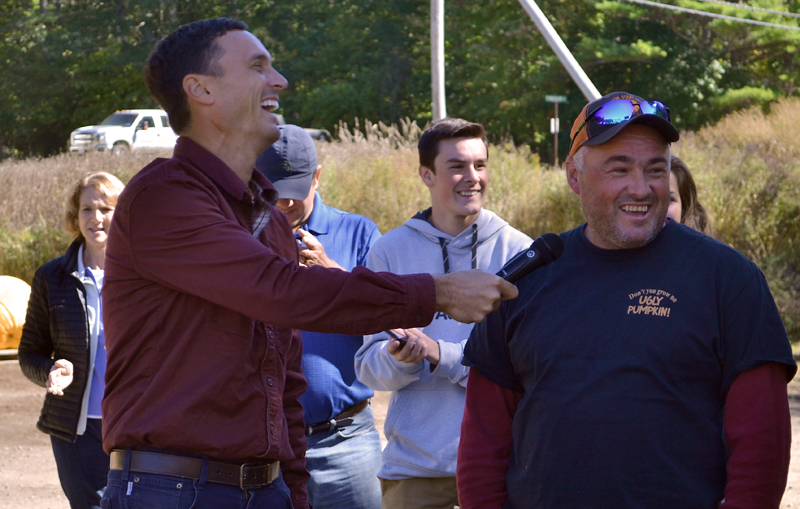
[100,113,139,127]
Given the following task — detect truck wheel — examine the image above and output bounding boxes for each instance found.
[112,143,130,156]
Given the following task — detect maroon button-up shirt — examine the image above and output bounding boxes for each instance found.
[101,137,435,507]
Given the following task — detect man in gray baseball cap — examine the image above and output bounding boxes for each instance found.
[256,124,319,229]
[256,124,384,509]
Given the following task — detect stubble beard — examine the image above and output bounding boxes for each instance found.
[582,199,666,250]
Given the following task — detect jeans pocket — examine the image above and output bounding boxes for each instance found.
[101,473,126,509]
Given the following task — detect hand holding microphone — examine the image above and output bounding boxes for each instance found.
[496,233,564,283]
[382,233,563,358]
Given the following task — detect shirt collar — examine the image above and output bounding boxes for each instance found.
[75,243,100,286]
[303,192,329,236]
[174,136,278,205]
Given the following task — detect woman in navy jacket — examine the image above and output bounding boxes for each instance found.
[18,172,124,509]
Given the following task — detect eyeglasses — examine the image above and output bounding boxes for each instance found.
[570,99,671,150]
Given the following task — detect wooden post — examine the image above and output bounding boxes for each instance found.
[554,102,559,167]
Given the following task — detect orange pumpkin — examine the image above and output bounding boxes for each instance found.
[0,276,32,350]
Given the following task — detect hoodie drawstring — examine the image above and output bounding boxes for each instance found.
[471,223,478,269]
[439,223,478,273]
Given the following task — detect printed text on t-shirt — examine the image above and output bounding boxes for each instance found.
[627,288,676,317]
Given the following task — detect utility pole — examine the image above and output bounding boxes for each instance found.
[431,0,447,120]
[517,0,601,101]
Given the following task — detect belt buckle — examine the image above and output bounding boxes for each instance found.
[239,462,255,490]
[239,461,269,490]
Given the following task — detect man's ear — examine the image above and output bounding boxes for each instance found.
[183,74,215,106]
[419,165,435,189]
[312,165,322,191]
[565,157,581,196]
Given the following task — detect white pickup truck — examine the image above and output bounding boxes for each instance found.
[69,109,179,154]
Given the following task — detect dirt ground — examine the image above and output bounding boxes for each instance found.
[1,359,799,508]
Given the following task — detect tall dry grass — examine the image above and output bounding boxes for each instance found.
[322,118,584,238]
[1,105,798,341]
[0,150,169,282]
[673,98,800,342]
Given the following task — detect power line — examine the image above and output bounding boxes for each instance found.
[619,0,800,31]
[692,0,800,19]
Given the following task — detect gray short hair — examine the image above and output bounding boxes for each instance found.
[572,146,587,172]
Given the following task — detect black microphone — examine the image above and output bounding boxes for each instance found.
[384,234,564,345]
[496,233,565,283]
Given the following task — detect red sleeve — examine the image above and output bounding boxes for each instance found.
[457,369,522,509]
[721,362,791,509]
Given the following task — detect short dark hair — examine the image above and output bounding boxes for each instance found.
[418,118,488,173]
[144,18,247,134]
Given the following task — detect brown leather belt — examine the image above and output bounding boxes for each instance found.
[110,450,280,490]
[305,399,370,437]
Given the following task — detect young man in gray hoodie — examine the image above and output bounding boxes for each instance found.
[355,118,532,509]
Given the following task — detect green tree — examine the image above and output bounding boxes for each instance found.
[0,0,245,157]
[2,0,800,160]
[249,0,431,129]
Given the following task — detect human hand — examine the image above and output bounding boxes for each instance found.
[386,328,439,365]
[297,229,343,269]
[432,270,518,324]
[46,359,74,396]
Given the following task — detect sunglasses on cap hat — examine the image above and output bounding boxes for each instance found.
[569,99,670,152]
[568,94,678,158]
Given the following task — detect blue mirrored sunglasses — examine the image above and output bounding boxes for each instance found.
[570,99,670,149]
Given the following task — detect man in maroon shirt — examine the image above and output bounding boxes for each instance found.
[99,18,517,509]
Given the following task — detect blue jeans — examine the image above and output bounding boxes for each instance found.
[50,418,109,509]
[305,405,383,509]
[100,453,294,509]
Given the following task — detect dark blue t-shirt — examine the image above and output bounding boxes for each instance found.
[464,221,796,509]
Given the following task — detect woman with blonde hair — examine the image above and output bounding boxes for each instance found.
[18,172,125,509]
[667,156,711,234]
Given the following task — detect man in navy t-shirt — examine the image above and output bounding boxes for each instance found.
[457,91,797,509]
[256,125,383,509]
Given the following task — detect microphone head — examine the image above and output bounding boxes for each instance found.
[495,232,565,283]
[533,233,565,263]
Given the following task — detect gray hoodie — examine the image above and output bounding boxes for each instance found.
[354,208,532,480]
